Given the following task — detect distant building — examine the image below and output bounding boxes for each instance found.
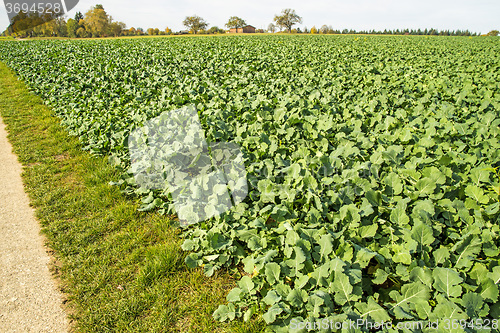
[228,25,256,33]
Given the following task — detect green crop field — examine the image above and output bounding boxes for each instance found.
[1,35,500,332]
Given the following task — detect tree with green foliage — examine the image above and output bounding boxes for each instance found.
[273,8,302,33]
[108,21,126,37]
[54,16,67,37]
[66,18,78,38]
[208,26,224,34]
[183,15,208,34]
[487,30,499,36]
[74,11,84,22]
[225,16,246,31]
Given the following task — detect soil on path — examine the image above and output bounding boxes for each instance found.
[0,117,69,332]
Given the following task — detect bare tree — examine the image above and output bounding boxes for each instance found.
[267,23,276,33]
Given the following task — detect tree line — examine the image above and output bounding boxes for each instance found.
[3,5,126,37]
[2,6,497,38]
[305,26,480,36]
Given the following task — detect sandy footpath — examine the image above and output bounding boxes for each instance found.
[0,117,69,332]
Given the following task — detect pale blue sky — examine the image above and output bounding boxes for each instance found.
[1,0,499,33]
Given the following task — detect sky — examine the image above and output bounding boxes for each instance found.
[1,0,499,34]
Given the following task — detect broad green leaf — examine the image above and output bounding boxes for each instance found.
[392,244,412,265]
[470,167,491,184]
[226,288,242,302]
[286,163,301,178]
[355,247,377,268]
[238,276,255,295]
[383,172,403,196]
[460,292,486,317]
[372,269,389,285]
[432,267,462,298]
[185,253,201,268]
[317,234,334,261]
[433,247,450,265]
[415,178,436,196]
[359,224,378,238]
[487,266,500,284]
[412,199,435,217]
[330,271,353,306]
[422,166,446,185]
[366,190,382,207]
[258,179,276,203]
[263,290,281,305]
[285,247,307,276]
[286,289,308,307]
[411,222,435,249]
[262,303,284,324]
[428,294,467,325]
[265,263,281,285]
[213,303,237,322]
[356,297,391,322]
[452,235,482,269]
[465,185,489,204]
[389,282,430,319]
[479,278,499,303]
[409,267,433,287]
[390,201,410,225]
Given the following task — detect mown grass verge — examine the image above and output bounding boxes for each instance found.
[0,62,264,332]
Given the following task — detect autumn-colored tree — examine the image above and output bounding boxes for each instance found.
[310,26,318,34]
[147,28,154,35]
[8,12,33,35]
[183,15,208,34]
[76,26,88,38]
[37,13,58,37]
[487,30,499,36]
[165,27,172,35]
[84,4,109,37]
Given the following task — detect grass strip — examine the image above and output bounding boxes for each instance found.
[0,61,264,332]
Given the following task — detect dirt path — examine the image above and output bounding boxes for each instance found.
[0,117,69,332]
